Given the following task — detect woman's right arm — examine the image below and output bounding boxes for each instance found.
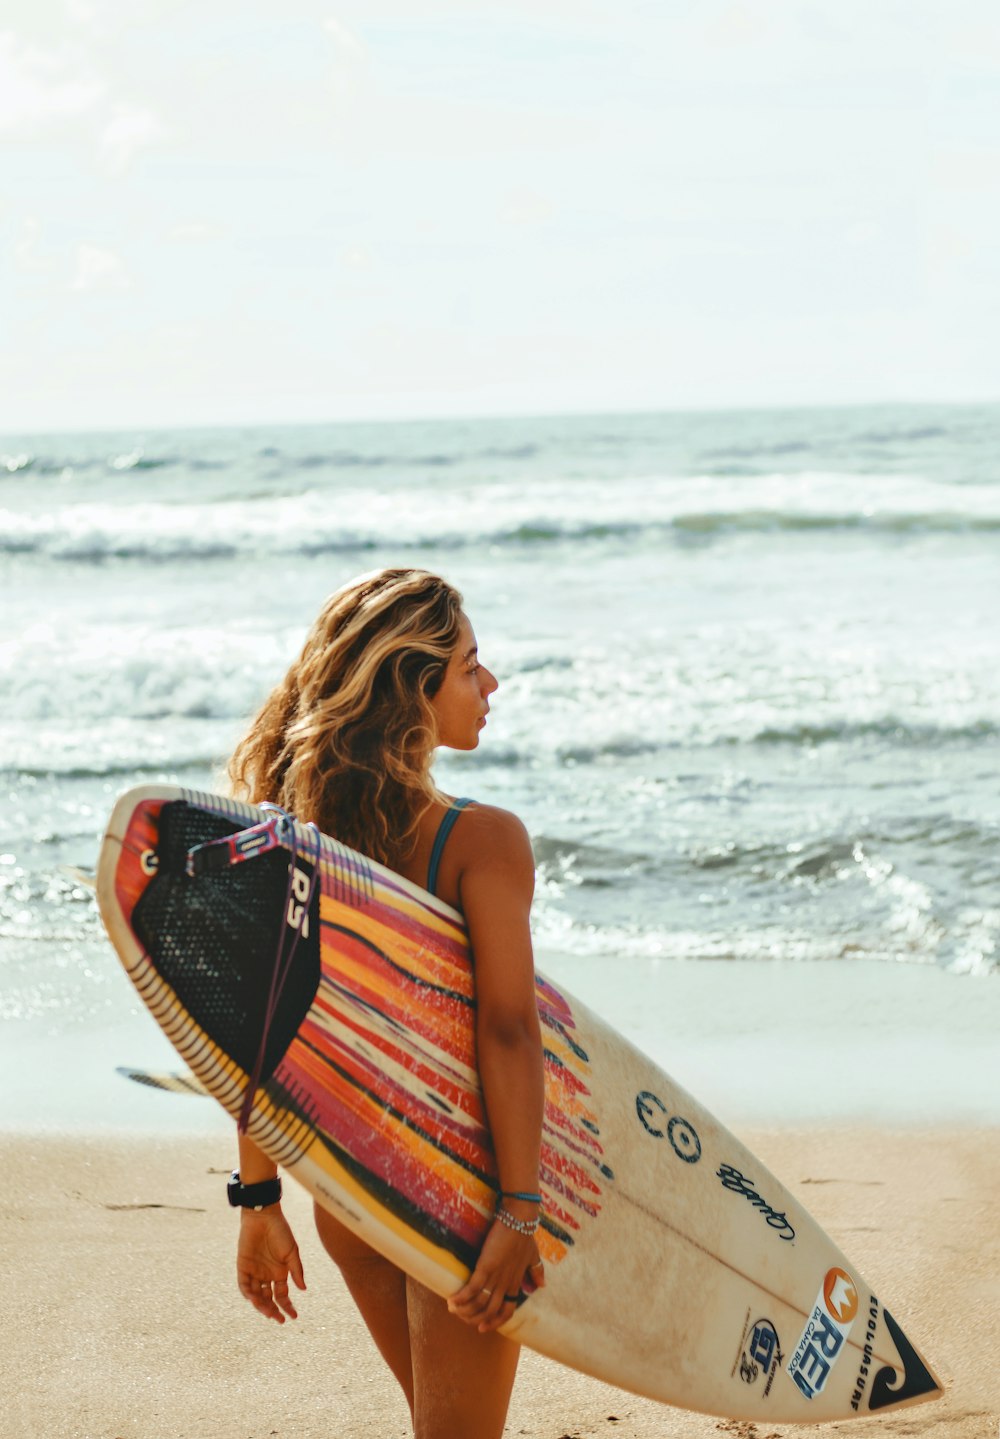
[446,805,547,1333]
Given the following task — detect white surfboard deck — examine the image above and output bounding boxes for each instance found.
[97,785,943,1422]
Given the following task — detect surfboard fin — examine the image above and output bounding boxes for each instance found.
[61,864,97,890]
[116,1065,209,1097]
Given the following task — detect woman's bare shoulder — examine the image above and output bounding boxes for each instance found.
[458,804,534,872]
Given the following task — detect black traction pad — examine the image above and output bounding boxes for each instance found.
[131,801,321,1080]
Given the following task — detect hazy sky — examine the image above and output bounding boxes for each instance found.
[3,0,999,431]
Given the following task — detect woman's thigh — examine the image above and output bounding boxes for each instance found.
[313,1203,414,1412]
[406,1275,520,1439]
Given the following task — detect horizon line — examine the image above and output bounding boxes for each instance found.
[2,393,999,442]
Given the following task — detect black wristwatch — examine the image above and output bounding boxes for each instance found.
[227,1169,282,1210]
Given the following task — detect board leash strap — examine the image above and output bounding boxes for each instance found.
[185,817,285,877]
[234,806,321,1132]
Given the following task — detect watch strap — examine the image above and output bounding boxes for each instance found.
[227,1170,282,1210]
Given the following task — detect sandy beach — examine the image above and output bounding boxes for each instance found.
[3,1126,996,1439]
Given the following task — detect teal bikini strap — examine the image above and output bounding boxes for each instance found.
[426,798,473,896]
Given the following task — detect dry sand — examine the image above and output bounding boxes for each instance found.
[2,1126,997,1439]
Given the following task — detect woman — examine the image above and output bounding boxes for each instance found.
[226,567,546,1439]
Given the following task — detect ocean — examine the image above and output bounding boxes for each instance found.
[2,403,998,1128]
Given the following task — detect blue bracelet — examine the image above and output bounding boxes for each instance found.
[500,1189,542,1205]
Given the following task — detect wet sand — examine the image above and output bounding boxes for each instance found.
[2,1126,997,1439]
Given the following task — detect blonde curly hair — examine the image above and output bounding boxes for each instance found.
[228,568,464,867]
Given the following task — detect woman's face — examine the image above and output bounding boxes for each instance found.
[430,613,498,751]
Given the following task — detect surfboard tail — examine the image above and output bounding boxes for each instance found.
[868,1309,944,1413]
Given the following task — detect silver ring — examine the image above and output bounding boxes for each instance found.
[481,1286,493,1297]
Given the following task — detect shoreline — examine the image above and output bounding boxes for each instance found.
[3,954,998,1138]
[3,1126,997,1438]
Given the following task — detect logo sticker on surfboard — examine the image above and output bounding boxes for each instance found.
[730,1308,783,1398]
[787,1267,858,1400]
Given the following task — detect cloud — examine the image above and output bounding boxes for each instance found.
[707,3,769,47]
[340,244,374,269]
[12,216,56,272]
[0,27,166,172]
[100,103,170,173]
[64,0,100,25]
[0,30,104,134]
[322,15,367,59]
[845,220,883,248]
[499,187,554,227]
[71,244,131,292]
[167,222,223,243]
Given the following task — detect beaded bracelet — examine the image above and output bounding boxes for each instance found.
[500,1189,542,1205]
[495,1205,540,1237]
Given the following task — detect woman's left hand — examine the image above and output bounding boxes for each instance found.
[236,1205,306,1324]
[447,1214,546,1333]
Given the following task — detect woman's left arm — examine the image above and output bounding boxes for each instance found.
[446,806,546,1333]
[234,1131,306,1324]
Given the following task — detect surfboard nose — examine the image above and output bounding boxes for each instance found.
[869,1309,944,1412]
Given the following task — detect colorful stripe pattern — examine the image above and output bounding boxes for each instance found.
[114,791,612,1273]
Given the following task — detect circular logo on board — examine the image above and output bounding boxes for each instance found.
[667,1115,702,1164]
[823,1267,859,1325]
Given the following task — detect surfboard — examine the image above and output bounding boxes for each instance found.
[97,785,942,1422]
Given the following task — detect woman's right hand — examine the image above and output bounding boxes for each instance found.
[236,1206,306,1323]
[447,1208,546,1333]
